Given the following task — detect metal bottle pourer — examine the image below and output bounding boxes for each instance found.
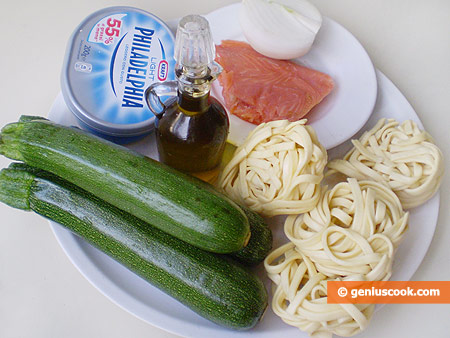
[145,15,222,118]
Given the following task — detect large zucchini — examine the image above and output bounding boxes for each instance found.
[0,117,250,254]
[0,163,267,329]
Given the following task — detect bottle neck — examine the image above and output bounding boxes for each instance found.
[177,89,210,114]
[176,66,212,114]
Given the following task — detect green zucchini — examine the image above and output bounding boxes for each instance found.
[0,163,267,330]
[18,115,49,123]
[6,161,272,266]
[0,117,250,254]
[230,205,272,265]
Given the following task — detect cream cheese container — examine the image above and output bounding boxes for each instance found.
[61,6,175,142]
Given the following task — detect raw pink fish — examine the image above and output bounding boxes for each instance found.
[215,40,334,124]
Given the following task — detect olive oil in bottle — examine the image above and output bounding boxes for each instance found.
[145,15,229,181]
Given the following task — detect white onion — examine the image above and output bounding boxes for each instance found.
[239,0,322,60]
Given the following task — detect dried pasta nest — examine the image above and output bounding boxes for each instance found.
[264,178,408,337]
[327,118,444,209]
[265,245,375,338]
[217,120,327,217]
[284,178,409,281]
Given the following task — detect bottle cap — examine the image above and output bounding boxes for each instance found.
[174,15,216,76]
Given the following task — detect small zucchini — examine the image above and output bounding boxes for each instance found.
[0,117,250,254]
[0,163,268,330]
[230,205,272,265]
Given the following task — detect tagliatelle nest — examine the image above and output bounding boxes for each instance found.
[284,178,409,281]
[265,245,375,338]
[264,178,408,337]
[327,118,444,209]
[217,120,327,217]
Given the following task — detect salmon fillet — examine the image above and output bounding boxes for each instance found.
[215,40,334,124]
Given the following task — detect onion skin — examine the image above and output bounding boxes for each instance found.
[239,0,322,60]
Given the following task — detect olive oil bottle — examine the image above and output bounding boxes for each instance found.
[145,15,229,181]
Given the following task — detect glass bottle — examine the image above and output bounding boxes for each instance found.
[145,15,229,181]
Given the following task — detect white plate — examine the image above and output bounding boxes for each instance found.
[47,69,439,338]
[206,3,377,149]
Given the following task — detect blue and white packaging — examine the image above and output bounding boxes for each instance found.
[61,6,175,142]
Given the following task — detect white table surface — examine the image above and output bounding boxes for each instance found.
[0,0,449,337]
